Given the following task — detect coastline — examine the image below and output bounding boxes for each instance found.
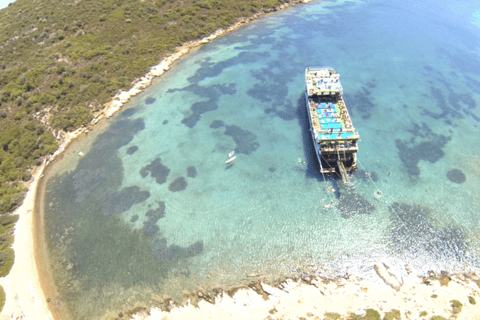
[0,1,315,319]
[2,0,479,319]
[133,265,480,319]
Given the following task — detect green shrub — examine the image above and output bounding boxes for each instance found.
[0,247,14,277]
[0,214,19,228]
[264,0,281,9]
[450,300,463,314]
[0,285,5,313]
[364,309,381,320]
[324,312,341,320]
[469,296,476,305]
[50,106,93,131]
[384,309,401,320]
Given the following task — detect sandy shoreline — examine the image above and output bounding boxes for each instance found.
[2,0,480,319]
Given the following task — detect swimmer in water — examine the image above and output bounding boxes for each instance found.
[323,200,334,208]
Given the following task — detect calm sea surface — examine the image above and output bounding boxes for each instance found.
[43,0,480,318]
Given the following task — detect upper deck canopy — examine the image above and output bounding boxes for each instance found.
[305,66,343,96]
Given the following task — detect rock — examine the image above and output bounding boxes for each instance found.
[128,87,142,96]
[150,66,165,77]
[261,283,285,297]
[374,264,402,291]
[118,91,131,103]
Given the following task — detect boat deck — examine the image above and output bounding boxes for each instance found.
[307,98,360,142]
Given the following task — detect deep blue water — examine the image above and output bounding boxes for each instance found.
[43,0,480,318]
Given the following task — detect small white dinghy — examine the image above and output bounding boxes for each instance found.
[228,150,235,158]
[225,156,236,164]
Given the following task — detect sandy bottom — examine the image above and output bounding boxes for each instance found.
[132,264,480,320]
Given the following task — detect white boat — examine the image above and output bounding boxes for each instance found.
[228,150,235,158]
[225,156,236,164]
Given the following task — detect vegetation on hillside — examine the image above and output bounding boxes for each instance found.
[0,0,293,214]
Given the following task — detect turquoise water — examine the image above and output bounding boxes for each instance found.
[43,0,480,318]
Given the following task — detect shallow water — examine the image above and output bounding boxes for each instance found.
[43,0,480,318]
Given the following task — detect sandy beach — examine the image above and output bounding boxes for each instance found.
[2,0,480,319]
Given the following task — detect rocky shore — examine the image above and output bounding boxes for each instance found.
[129,264,480,320]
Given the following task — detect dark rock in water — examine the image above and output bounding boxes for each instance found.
[146,201,166,220]
[210,120,224,129]
[186,240,204,256]
[447,169,466,183]
[187,166,197,178]
[343,81,376,119]
[143,223,159,236]
[389,202,466,259]
[94,118,145,153]
[337,187,375,219]
[389,202,436,254]
[269,167,276,173]
[181,98,220,128]
[152,238,204,262]
[169,177,187,192]
[145,97,156,105]
[140,158,170,184]
[181,113,202,128]
[395,134,450,178]
[119,108,137,118]
[264,108,275,114]
[130,214,139,222]
[162,120,168,125]
[170,81,235,128]
[127,146,138,155]
[101,186,150,216]
[224,125,260,155]
[143,201,166,236]
[276,111,296,121]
